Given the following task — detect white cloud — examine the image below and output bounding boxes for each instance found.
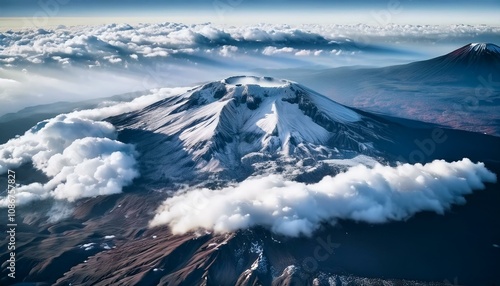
[41,137,137,202]
[0,115,117,174]
[219,45,238,57]
[295,50,312,56]
[67,86,191,121]
[0,88,195,207]
[106,56,122,64]
[0,101,154,207]
[262,46,297,56]
[150,158,497,237]
[2,23,497,69]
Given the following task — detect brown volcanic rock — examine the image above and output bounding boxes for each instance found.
[54,229,208,286]
[54,225,297,286]
[48,193,303,286]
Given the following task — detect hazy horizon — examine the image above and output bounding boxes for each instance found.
[1,0,499,29]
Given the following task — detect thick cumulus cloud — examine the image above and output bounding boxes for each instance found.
[0,115,116,173]
[0,99,153,206]
[0,88,193,206]
[9,137,138,205]
[150,158,497,237]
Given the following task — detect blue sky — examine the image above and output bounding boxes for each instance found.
[1,0,499,10]
[1,0,499,15]
[0,0,499,26]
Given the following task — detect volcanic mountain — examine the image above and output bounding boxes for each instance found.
[375,42,500,84]
[2,76,500,286]
[442,43,500,66]
[109,76,390,185]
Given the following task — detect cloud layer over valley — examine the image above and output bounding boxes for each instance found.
[150,158,497,237]
[0,87,189,207]
[1,22,499,115]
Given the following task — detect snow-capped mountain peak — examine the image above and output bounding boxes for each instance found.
[446,42,500,63]
[109,76,386,184]
[469,43,500,54]
[384,42,500,84]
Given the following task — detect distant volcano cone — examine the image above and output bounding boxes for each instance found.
[443,42,500,67]
[378,42,500,84]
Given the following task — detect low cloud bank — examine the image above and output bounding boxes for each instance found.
[150,158,496,237]
[2,23,498,67]
[2,23,498,114]
[0,88,193,206]
[0,115,139,206]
